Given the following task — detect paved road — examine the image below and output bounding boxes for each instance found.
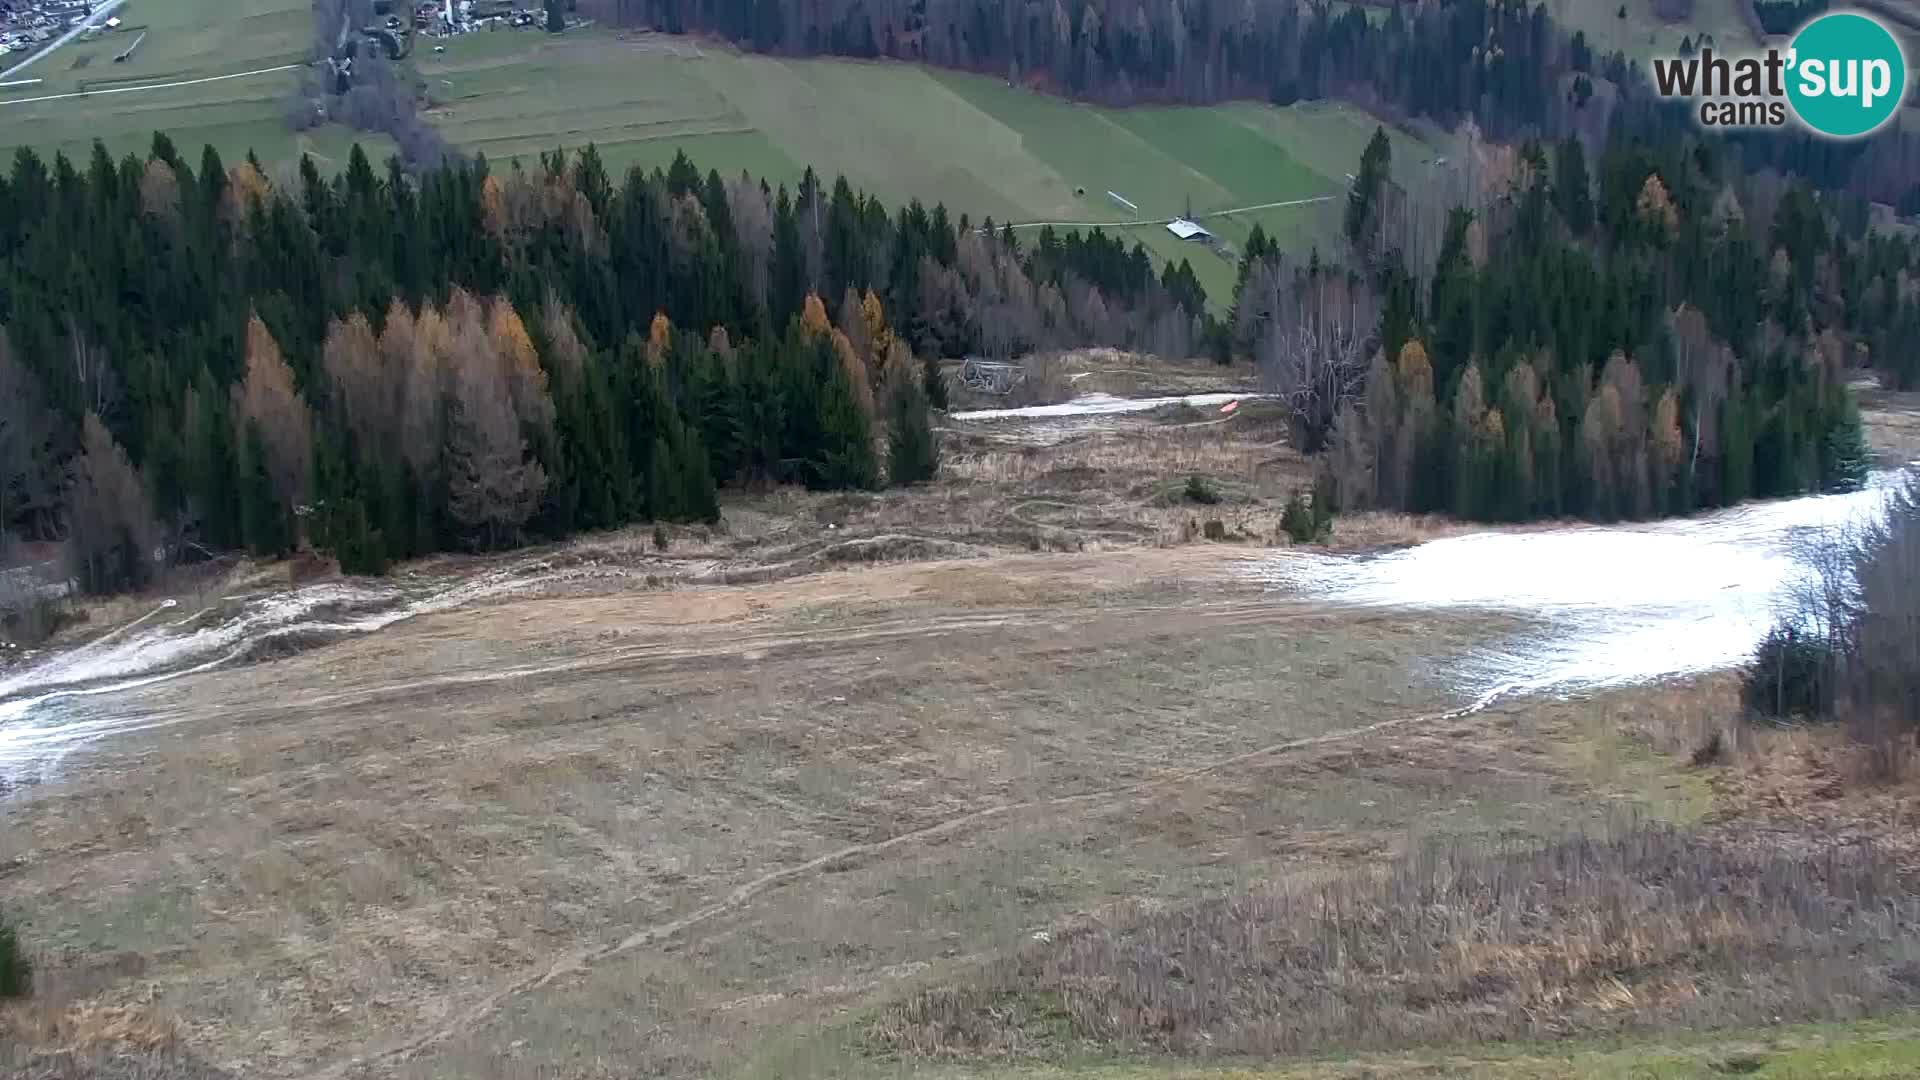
[0,0,129,83]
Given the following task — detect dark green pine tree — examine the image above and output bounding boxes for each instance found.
[312,436,388,575]
[1228,223,1275,338]
[645,435,678,522]
[559,346,632,530]
[702,169,745,329]
[886,376,938,486]
[142,400,188,525]
[238,421,291,557]
[1427,208,1477,394]
[1160,258,1206,315]
[1343,126,1391,255]
[732,339,787,483]
[621,340,672,517]
[1378,265,1419,363]
[666,151,701,198]
[693,347,743,483]
[1720,393,1755,507]
[182,376,242,550]
[824,176,863,296]
[807,347,878,491]
[1819,389,1869,494]
[673,422,721,522]
[770,186,805,330]
[1554,135,1594,236]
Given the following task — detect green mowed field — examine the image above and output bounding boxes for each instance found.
[30,0,308,93]
[0,0,315,167]
[0,74,393,173]
[415,30,1408,304]
[3,12,1434,304]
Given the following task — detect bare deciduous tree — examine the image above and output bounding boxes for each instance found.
[66,414,159,595]
[483,297,555,438]
[320,47,456,173]
[396,301,451,482]
[955,231,1042,361]
[66,317,119,421]
[1845,473,1920,774]
[1324,397,1374,511]
[138,159,182,224]
[727,172,774,317]
[232,315,316,519]
[839,286,873,367]
[1145,307,1195,361]
[914,256,971,355]
[541,290,591,387]
[446,361,546,550]
[669,194,710,265]
[1071,281,1113,346]
[1753,472,1920,775]
[1252,261,1381,454]
[830,328,874,417]
[1668,305,1736,484]
[323,311,393,451]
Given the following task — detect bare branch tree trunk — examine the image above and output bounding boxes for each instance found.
[1254,261,1381,454]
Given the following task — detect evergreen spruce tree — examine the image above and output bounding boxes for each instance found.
[694,348,743,484]
[808,355,878,490]
[770,187,805,331]
[1820,390,1869,493]
[676,422,721,522]
[1722,395,1755,505]
[1343,127,1391,257]
[1554,136,1594,236]
[239,422,291,556]
[312,435,388,574]
[886,376,938,486]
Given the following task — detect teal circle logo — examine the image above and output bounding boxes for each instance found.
[1786,12,1907,139]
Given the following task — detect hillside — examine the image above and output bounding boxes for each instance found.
[4,1,1920,1073]
[414,30,1444,303]
[0,8,1439,306]
[1539,0,1762,59]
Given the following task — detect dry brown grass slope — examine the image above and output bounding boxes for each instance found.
[3,547,1555,1078]
[873,825,1920,1062]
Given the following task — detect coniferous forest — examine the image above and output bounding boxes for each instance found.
[0,139,1210,590]
[1255,121,1908,525]
[4,2,1920,595]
